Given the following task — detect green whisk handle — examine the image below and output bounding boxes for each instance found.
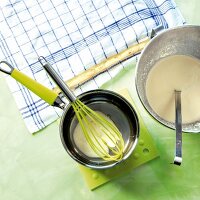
[38,56,76,103]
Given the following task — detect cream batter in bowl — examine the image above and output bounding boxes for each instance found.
[135,25,200,133]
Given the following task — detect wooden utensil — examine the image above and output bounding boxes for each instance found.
[53,37,150,94]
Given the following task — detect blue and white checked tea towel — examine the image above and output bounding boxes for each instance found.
[0,0,185,133]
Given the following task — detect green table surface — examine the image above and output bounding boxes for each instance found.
[1,1,200,200]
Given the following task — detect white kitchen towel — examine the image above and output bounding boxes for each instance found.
[0,0,185,133]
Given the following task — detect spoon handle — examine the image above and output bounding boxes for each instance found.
[174,90,182,165]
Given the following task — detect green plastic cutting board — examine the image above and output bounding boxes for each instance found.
[79,89,159,190]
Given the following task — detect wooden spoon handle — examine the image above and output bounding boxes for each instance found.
[53,37,150,93]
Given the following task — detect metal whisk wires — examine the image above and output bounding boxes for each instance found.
[39,56,125,162]
[72,99,124,161]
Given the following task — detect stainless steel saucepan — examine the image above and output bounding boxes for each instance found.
[0,60,139,169]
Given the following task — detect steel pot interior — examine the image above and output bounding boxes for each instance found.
[135,25,200,133]
[60,89,139,169]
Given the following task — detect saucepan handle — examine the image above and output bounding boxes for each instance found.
[0,60,14,75]
[0,60,65,108]
[150,25,164,38]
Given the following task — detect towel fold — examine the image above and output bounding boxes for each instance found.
[0,0,185,133]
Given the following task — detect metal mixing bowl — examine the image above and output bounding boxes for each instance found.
[60,89,139,169]
[135,25,200,133]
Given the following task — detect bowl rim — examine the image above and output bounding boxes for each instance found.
[135,25,200,133]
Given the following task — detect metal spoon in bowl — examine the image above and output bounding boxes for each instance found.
[173,90,182,165]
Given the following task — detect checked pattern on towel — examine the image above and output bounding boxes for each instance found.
[0,0,185,133]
